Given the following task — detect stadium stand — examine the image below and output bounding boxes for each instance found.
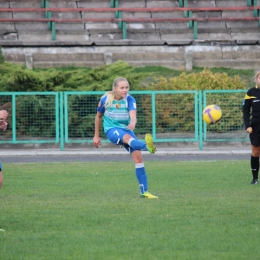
[0,0,260,69]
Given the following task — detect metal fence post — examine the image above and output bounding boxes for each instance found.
[183,0,188,17]
[151,92,156,140]
[193,21,198,39]
[51,22,56,40]
[45,0,51,29]
[188,11,193,28]
[115,0,119,18]
[259,9,260,27]
[198,90,203,150]
[110,0,115,8]
[254,0,258,17]
[63,92,69,144]
[12,94,16,143]
[59,92,64,151]
[122,21,127,39]
[118,11,122,29]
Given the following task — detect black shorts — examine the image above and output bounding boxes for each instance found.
[250,119,260,146]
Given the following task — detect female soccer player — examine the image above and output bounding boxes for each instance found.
[243,71,260,184]
[93,77,158,198]
[0,109,8,188]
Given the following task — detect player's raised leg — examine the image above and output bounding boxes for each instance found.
[119,131,156,154]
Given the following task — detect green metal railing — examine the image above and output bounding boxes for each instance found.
[0,92,60,145]
[3,6,259,41]
[63,90,199,144]
[202,90,248,148]
[0,90,249,150]
[37,5,260,41]
[112,0,122,29]
[41,0,52,30]
[183,0,260,39]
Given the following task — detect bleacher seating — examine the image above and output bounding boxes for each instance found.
[1,0,259,44]
[0,0,260,70]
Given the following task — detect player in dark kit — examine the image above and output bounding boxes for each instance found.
[243,71,260,184]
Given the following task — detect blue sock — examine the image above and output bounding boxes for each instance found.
[128,138,147,151]
[0,162,2,171]
[135,163,148,194]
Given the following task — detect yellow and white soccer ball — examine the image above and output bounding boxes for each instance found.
[202,105,222,124]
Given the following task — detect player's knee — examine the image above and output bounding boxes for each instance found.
[131,151,143,163]
[252,146,260,157]
[123,134,133,144]
[252,152,260,157]
[135,157,143,163]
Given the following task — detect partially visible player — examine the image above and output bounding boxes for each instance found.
[0,109,8,188]
[93,77,158,198]
[243,71,260,184]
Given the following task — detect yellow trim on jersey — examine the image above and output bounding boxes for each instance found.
[244,94,256,99]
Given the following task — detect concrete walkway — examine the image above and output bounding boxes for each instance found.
[0,145,252,156]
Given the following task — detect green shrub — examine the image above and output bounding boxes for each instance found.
[0,62,251,137]
[15,95,56,137]
[0,60,151,92]
[142,68,247,90]
[138,69,247,134]
[0,46,4,64]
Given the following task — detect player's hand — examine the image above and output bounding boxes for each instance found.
[246,127,253,133]
[0,120,7,131]
[93,136,101,148]
[0,110,8,120]
[127,122,136,130]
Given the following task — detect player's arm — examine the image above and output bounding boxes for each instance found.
[127,96,137,130]
[93,111,103,148]
[243,94,252,131]
[127,110,137,130]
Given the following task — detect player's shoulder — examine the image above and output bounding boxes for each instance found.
[126,94,136,102]
[97,95,108,111]
[100,95,108,101]
[126,94,136,110]
[247,87,259,95]
[99,95,108,104]
[249,86,259,91]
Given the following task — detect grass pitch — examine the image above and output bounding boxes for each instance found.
[0,160,259,260]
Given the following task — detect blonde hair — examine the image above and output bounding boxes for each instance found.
[253,71,260,84]
[102,77,130,108]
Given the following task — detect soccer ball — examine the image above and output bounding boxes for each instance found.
[202,105,222,124]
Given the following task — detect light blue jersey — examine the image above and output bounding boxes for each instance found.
[96,91,152,195]
[97,94,136,133]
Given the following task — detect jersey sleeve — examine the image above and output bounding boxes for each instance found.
[97,96,107,114]
[243,91,252,129]
[127,95,137,111]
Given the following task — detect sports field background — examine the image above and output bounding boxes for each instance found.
[0,160,259,260]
